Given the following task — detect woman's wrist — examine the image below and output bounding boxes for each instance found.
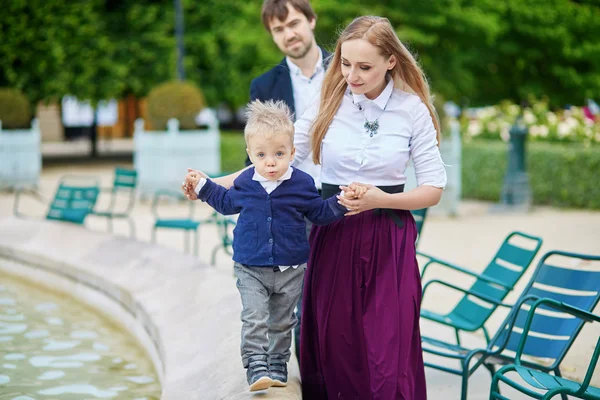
[379,192,399,209]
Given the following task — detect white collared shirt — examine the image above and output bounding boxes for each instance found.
[286,49,325,190]
[292,79,447,188]
[194,166,300,271]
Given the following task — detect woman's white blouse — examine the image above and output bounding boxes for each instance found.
[293,79,447,188]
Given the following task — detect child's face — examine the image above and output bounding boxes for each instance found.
[247,133,295,181]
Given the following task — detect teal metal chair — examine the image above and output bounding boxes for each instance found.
[151,190,202,255]
[91,167,137,238]
[491,317,600,399]
[420,231,543,344]
[411,208,428,244]
[203,211,235,265]
[13,175,100,225]
[422,250,600,400]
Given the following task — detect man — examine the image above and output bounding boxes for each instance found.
[248,0,329,360]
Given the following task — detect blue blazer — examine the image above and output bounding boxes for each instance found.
[246,48,331,166]
[198,167,345,266]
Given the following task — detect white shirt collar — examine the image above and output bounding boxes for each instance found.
[351,79,395,110]
[286,48,324,78]
[252,166,294,182]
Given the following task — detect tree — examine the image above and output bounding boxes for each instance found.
[0,1,116,104]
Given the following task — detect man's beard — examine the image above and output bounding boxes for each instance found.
[286,39,313,60]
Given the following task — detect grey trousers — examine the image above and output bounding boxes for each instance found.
[234,262,306,368]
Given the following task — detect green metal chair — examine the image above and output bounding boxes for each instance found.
[151,190,202,255]
[422,250,600,400]
[420,231,543,344]
[13,175,100,225]
[203,211,235,265]
[490,320,600,399]
[91,167,137,238]
[411,208,428,245]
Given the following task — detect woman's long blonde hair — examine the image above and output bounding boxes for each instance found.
[311,16,440,164]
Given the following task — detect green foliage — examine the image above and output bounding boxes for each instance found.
[0,88,32,129]
[146,81,205,130]
[0,0,598,109]
[462,141,600,209]
[0,1,116,105]
[220,130,247,173]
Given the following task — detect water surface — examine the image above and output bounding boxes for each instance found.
[0,273,161,399]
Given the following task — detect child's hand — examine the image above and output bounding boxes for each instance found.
[185,171,201,189]
[340,183,368,199]
[182,168,207,200]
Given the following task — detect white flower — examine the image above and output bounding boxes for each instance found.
[539,125,549,137]
[523,110,537,125]
[529,125,541,137]
[546,112,557,124]
[557,122,572,138]
[565,117,579,129]
[467,120,482,136]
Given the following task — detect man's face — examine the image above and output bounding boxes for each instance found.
[268,3,316,60]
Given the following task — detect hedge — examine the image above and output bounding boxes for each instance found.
[463,141,600,209]
[221,131,600,210]
[221,130,247,173]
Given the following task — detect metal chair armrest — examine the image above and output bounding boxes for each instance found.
[422,279,508,307]
[421,257,509,289]
[13,188,49,218]
[151,190,192,219]
[577,336,600,396]
[512,298,600,363]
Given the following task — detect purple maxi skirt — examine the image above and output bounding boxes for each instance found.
[300,209,427,400]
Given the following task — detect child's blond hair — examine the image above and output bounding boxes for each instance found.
[244,100,294,145]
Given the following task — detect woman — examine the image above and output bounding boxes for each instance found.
[292,16,446,399]
[181,15,445,398]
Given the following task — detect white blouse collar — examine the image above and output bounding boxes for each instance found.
[350,79,395,110]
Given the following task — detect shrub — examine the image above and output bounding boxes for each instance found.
[462,141,600,209]
[0,88,32,129]
[146,81,205,130]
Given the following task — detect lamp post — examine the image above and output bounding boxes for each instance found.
[498,109,532,210]
[174,0,185,81]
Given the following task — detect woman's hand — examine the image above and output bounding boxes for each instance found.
[337,183,389,216]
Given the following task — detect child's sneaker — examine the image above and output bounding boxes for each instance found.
[269,357,288,387]
[246,355,273,391]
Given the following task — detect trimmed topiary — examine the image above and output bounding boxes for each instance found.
[146,81,205,130]
[0,88,32,129]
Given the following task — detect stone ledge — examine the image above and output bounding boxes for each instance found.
[0,216,301,399]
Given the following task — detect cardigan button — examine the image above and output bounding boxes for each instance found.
[269,257,273,263]
[269,238,273,244]
[267,217,272,222]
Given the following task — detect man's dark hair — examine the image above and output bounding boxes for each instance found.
[261,0,317,31]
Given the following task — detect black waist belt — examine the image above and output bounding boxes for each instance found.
[321,183,405,229]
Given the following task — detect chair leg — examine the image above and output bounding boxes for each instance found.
[107,217,113,233]
[184,231,190,253]
[128,218,135,239]
[460,367,470,400]
[151,228,157,243]
[194,229,199,256]
[455,328,461,346]
[552,369,568,400]
[211,244,218,266]
[482,326,491,344]
[489,372,501,400]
